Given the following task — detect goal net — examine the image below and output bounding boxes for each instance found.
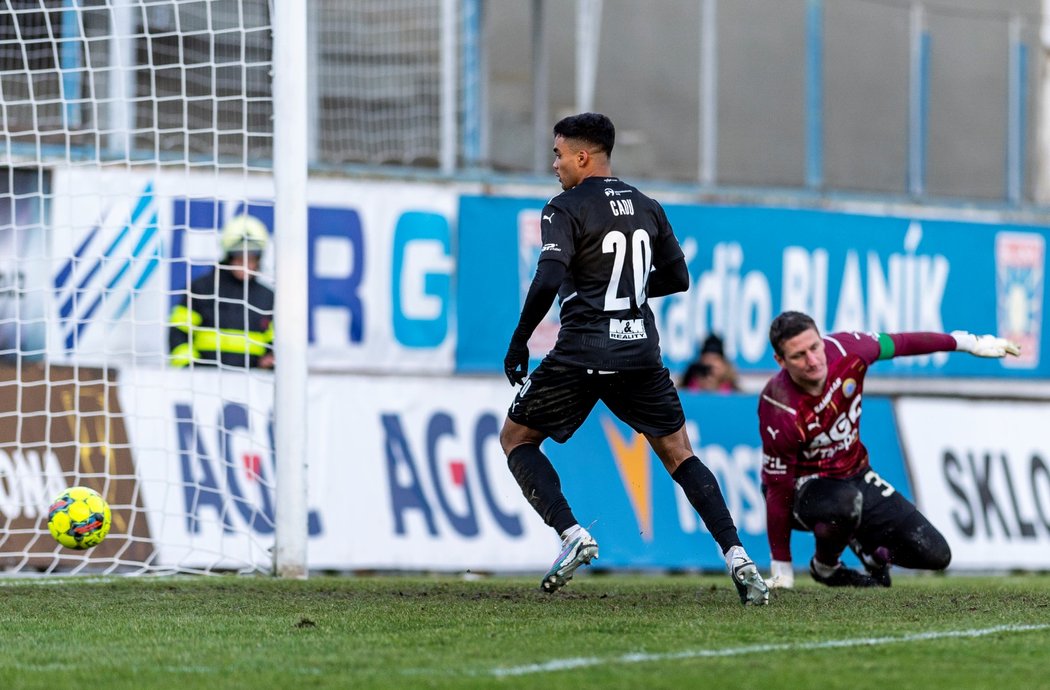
[0,0,283,575]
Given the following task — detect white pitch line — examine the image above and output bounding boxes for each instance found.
[0,576,125,587]
[490,623,1050,677]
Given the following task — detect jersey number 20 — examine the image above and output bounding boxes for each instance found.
[602,229,652,311]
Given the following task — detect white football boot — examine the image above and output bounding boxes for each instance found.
[540,526,599,593]
[726,545,770,605]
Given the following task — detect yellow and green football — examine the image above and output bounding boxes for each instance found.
[47,486,111,550]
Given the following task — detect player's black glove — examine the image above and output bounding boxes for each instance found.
[504,341,530,386]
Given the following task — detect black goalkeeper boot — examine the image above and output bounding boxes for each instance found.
[849,540,892,587]
[809,557,878,587]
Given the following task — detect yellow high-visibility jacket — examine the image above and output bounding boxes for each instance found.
[169,267,274,368]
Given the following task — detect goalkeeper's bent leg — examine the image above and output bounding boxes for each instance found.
[796,478,862,565]
[882,511,952,571]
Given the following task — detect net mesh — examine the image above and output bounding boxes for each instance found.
[0,0,281,575]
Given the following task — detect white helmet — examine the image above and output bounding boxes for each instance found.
[220,215,269,257]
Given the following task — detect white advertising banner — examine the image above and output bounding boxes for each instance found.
[119,368,554,571]
[306,374,553,570]
[49,167,460,372]
[896,398,1050,569]
[119,367,282,570]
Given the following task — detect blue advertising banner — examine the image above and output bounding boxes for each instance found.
[458,196,1049,377]
[547,392,911,570]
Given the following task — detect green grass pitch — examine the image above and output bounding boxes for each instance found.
[0,573,1047,689]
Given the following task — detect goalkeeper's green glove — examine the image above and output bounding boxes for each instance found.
[951,331,1022,358]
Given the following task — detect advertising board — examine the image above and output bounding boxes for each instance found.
[897,397,1050,569]
[49,169,459,372]
[458,197,1048,378]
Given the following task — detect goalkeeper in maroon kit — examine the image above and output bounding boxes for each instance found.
[759,311,1020,588]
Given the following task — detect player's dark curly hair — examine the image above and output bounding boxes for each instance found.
[553,113,615,156]
[769,311,819,356]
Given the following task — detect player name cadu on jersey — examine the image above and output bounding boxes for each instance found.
[537,176,685,370]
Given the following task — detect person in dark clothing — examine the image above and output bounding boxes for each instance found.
[169,215,274,369]
[499,112,768,605]
[759,310,1019,588]
[681,333,740,393]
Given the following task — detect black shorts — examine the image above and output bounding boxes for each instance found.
[507,358,685,443]
[793,469,919,542]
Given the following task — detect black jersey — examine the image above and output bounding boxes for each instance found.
[538,176,684,370]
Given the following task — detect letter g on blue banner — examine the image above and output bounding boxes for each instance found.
[392,211,452,348]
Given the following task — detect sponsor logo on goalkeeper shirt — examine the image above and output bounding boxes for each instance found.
[813,377,842,413]
[763,454,788,475]
[804,395,863,460]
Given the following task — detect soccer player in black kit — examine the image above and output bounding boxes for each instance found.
[499,113,769,605]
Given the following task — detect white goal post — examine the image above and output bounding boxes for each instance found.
[271,0,308,579]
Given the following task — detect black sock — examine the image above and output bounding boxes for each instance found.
[507,444,577,535]
[671,456,741,554]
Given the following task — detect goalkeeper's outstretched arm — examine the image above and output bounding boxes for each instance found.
[870,331,1021,361]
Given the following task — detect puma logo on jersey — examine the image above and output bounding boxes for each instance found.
[542,212,555,223]
[541,243,561,252]
[766,426,780,439]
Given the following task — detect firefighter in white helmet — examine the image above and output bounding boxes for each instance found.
[169,214,275,369]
